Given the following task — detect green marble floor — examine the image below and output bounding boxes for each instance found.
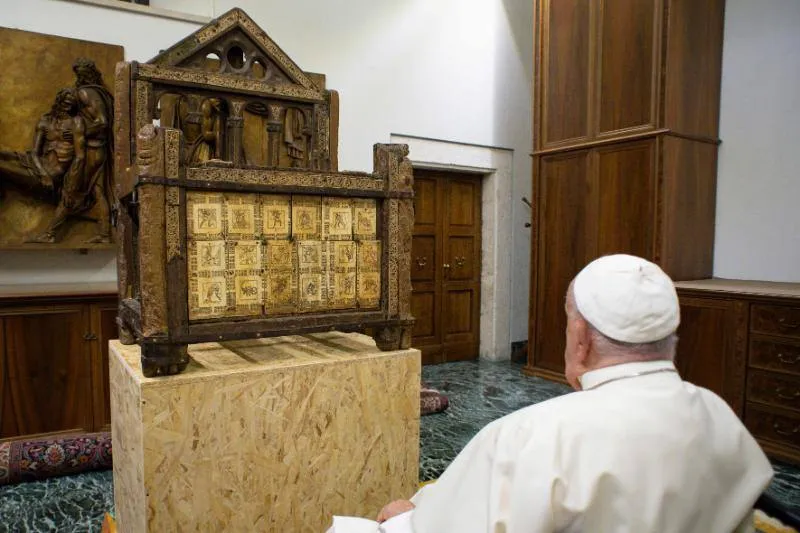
[0,360,798,532]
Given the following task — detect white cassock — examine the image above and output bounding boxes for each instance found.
[391,360,772,533]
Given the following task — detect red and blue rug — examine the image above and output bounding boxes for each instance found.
[0,432,112,486]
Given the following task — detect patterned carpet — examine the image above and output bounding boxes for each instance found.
[0,360,797,532]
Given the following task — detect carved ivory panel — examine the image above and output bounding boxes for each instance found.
[185,193,380,320]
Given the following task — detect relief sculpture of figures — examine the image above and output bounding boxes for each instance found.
[188,97,223,163]
[0,58,114,244]
[284,107,311,167]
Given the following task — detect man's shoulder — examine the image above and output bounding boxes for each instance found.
[485,391,585,432]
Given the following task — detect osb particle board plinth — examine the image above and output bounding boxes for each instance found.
[110,332,420,533]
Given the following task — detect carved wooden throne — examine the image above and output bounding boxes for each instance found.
[114,9,414,376]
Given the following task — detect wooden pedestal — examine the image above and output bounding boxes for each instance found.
[110,332,420,532]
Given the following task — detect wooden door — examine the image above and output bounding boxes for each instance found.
[411,169,482,364]
[0,305,92,438]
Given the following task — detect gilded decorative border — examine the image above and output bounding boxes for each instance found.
[137,64,324,102]
[315,103,331,162]
[134,80,153,134]
[238,15,317,90]
[387,199,399,317]
[187,168,384,191]
[194,12,233,44]
[165,187,181,261]
[397,199,413,317]
[165,129,181,180]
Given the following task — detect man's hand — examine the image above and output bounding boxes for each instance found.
[376,500,415,523]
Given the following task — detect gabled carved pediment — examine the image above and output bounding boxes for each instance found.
[148,8,319,92]
[125,8,338,174]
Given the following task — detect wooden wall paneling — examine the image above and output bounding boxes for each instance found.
[540,0,593,149]
[658,136,717,280]
[528,0,724,384]
[596,0,661,137]
[532,150,594,377]
[663,0,726,139]
[595,139,657,259]
[675,296,747,415]
[527,154,542,376]
[1,305,92,438]
[91,302,119,431]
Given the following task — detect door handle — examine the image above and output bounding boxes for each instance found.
[443,263,451,269]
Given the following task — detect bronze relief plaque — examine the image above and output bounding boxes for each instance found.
[0,28,122,248]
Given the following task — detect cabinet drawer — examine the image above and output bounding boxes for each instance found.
[749,339,800,375]
[745,404,800,450]
[747,370,800,412]
[751,304,800,339]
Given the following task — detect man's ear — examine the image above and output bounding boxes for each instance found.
[574,318,592,366]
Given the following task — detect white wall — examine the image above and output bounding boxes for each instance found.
[0,0,533,345]
[714,0,800,282]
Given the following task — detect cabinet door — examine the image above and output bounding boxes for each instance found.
[596,139,656,259]
[90,301,119,431]
[1,305,92,438]
[675,295,747,416]
[532,150,594,376]
[538,0,593,149]
[596,0,660,136]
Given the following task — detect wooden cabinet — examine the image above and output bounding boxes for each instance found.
[0,284,117,440]
[526,0,725,381]
[675,280,800,465]
[674,296,747,416]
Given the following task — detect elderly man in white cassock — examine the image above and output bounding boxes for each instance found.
[330,254,774,533]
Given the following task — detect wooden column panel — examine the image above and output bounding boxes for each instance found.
[532,150,593,376]
[658,136,717,280]
[540,0,592,148]
[596,0,660,136]
[1,305,92,438]
[596,139,656,259]
[663,0,725,138]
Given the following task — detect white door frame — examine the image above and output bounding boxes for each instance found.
[390,134,513,361]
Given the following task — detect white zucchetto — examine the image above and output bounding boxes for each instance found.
[573,254,680,343]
